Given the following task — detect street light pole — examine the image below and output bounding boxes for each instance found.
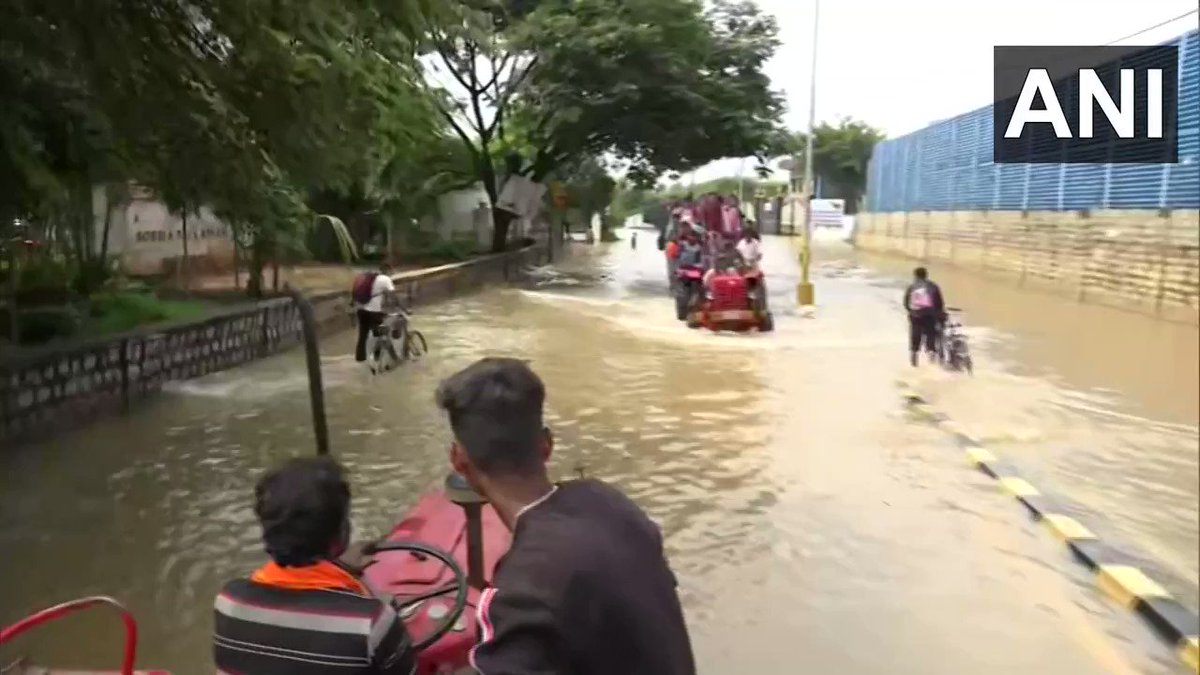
[737,157,747,205]
[797,0,819,309]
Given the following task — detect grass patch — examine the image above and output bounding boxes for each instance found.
[84,292,212,336]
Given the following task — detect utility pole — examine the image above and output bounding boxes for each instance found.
[797,0,819,309]
[737,157,747,205]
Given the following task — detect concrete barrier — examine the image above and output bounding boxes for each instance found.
[856,210,1200,324]
[0,245,552,447]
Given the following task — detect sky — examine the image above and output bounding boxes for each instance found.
[675,0,1200,185]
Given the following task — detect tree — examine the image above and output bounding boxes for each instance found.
[556,157,615,231]
[1,0,461,300]
[423,0,786,252]
[785,118,886,213]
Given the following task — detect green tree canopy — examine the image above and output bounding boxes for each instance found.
[784,117,886,213]
[424,0,787,251]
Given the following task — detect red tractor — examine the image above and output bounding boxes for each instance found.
[684,266,773,333]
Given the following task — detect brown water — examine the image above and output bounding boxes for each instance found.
[858,251,1200,606]
[1,237,1195,674]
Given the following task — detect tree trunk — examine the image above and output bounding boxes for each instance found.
[248,234,264,298]
[98,196,113,270]
[7,250,18,344]
[180,209,190,291]
[231,222,241,291]
[491,208,515,253]
[385,220,394,266]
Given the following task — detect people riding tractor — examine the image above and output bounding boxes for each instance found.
[720,195,745,242]
[698,193,723,235]
[736,227,763,272]
[435,358,696,674]
[676,229,704,270]
[664,235,681,295]
[213,456,417,674]
[701,237,742,291]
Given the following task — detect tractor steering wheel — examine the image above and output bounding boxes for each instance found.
[368,541,469,651]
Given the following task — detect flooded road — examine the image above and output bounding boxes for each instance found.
[1,235,1196,674]
[858,252,1200,606]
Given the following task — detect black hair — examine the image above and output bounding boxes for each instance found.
[254,456,350,567]
[914,267,928,280]
[436,357,546,476]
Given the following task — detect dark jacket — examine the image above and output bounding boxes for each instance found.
[469,479,696,675]
[903,279,945,319]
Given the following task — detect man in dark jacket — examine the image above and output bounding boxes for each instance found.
[435,357,696,675]
[903,266,946,367]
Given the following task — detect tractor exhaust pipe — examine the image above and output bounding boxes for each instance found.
[444,472,488,590]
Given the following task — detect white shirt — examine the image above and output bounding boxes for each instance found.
[360,273,395,313]
[736,238,762,266]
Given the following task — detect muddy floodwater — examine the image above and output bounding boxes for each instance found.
[1,235,1196,675]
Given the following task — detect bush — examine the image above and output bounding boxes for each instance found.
[15,307,81,344]
[84,292,210,335]
[11,255,75,305]
[399,239,481,263]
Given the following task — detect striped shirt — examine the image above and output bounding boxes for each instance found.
[213,576,416,674]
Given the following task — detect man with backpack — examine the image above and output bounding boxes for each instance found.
[903,266,946,367]
[352,262,397,363]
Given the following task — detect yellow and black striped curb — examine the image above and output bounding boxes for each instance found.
[902,389,1200,672]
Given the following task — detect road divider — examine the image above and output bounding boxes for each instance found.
[900,387,1199,673]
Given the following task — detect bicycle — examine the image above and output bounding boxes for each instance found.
[938,307,973,375]
[367,307,428,375]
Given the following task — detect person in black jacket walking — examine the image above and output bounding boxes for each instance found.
[903,266,946,367]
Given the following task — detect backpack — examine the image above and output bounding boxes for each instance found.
[352,272,379,305]
[908,283,933,311]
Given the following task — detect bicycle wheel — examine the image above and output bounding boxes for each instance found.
[404,330,428,359]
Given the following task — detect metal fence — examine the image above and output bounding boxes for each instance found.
[866,30,1199,212]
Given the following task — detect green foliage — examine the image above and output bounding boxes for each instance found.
[786,118,886,213]
[4,0,791,306]
[511,0,786,183]
[550,156,615,228]
[411,239,483,263]
[13,307,81,345]
[5,291,209,345]
[1,0,460,301]
[426,0,786,251]
[84,292,211,336]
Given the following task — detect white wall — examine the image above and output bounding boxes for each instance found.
[94,187,234,276]
[435,185,491,243]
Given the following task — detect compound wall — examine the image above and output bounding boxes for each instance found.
[865,31,1199,213]
[858,30,1199,320]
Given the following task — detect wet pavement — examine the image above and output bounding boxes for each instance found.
[0,234,1195,674]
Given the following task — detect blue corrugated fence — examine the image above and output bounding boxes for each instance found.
[867,30,1200,212]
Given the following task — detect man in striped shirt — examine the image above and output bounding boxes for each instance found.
[213,457,416,674]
